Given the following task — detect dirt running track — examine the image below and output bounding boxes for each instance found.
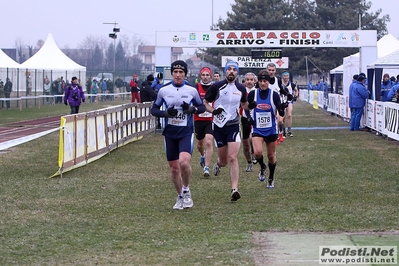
[0,116,61,144]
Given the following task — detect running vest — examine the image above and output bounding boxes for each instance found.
[252,88,278,136]
[194,83,213,121]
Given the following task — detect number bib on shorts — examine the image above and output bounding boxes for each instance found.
[167,108,187,126]
[256,112,272,128]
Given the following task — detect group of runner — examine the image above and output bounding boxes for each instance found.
[151,60,298,210]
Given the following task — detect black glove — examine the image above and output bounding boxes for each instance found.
[181,101,196,114]
[279,102,288,112]
[279,87,289,96]
[287,93,293,101]
[82,99,85,103]
[248,101,257,109]
[64,102,68,106]
[165,106,178,118]
[293,95,297,101]
[247,117,254,126]
[212,107,224,115]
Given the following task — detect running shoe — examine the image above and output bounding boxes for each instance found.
[287,131,293,137]
[267,179,275,189]
[173,196,184,210]
[283,132,287,138]
[259,167,266,182]
[251,153,257,164]
[203,166,210,177]
[183,191,194,209]
[200,155,205,168]
[245,164,253,172]
[213,162,221,176]
[279,133,284,143]
[230,189,241,201]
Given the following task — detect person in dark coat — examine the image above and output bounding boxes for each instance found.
[140,75,157,103]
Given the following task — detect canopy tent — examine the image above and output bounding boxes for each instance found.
[0,49,20,88]
[18,33,86,94]
[342,33,399,96]
[20,33,85,71]
[367,48,399,101]
[0,49,20,68]
[329,64,344,94]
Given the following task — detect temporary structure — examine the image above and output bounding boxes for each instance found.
[20,33,85,71]
[0,49,20,68]
[19,33,86,94]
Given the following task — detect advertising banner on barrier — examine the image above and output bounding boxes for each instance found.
[52,103,154,177]
[384,102,399,140]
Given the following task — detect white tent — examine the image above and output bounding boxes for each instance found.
[342,33,399,95]
[20,33,85,71]
[0,49,20,68]
[18,33,86,94]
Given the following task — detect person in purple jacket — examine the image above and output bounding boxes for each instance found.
[64,77,85,114]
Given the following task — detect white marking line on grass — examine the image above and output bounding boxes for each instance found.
[309,139,336,141]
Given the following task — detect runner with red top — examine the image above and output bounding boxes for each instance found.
[194,67,215,177]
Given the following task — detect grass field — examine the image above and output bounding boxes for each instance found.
[0,100,398,265]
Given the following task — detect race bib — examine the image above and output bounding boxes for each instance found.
[167,108,187,126]
[256,112,272,128]
[199,102,213,118]
[213,105,232,128]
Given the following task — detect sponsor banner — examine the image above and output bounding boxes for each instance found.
[156,30,376,48]
[384,102,399,140]
[366,99,375,129]
[221,56,289,68]
[319,246,397,265]
[327,93,339,114]
[376,101,384,133]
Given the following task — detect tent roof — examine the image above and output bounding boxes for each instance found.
[345,33,399,59]
[0,49,20,68]
[330,64,344,74]
[367,48,399,68]
[20,33,85,71]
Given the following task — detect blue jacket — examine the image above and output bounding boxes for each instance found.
[349,81,368,108]
[381,80,394,102]
[387,84,399,101]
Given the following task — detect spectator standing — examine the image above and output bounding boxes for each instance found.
[90,79,99,103]
[0,80,4,108]
[140,75,157,103]
[107,79,114,100]
[349,75,369,131]
[85,78,92,102]
[130,74,140,103]
[387,83,399,103]
[204,60,251,201]
[4,77,13,109]
[114,76,124,97]
[43,78,51,103]
[150,60,206,210]
[100,79,107,102]
[151,72,164,93]
[64,76,85,114]
[381,73,394,102]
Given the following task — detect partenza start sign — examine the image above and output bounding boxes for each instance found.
[156,30,376,48]
[221,56,289,69]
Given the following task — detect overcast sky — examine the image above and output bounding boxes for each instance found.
[1,0,398,50]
